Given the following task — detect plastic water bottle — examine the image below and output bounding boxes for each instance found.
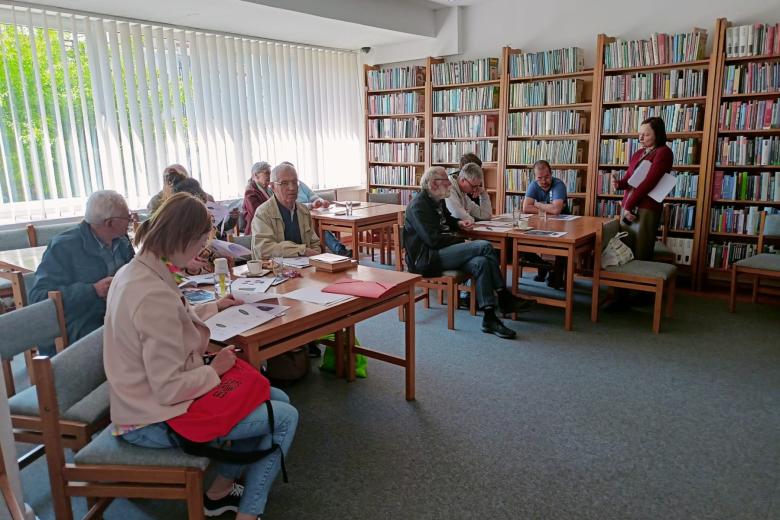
[213,258,230,298]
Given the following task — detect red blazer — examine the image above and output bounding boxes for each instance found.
[242,180,270,235]
[617,145,673,214]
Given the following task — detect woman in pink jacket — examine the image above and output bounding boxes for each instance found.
[104,193,298,520]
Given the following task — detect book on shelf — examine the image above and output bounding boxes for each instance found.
[508,110,586,136]
[722,62,780,95]
[368,92,425,115]
[603,69,705,102]
[367,65,425,90]
[667,203,696,231]
[368,142,423,163]
[602,104,702,133]
[666,237,693,265]
[712,170,780,201]
[504,169,582,193]
[431,58,499,85]
[718,98,780,131]
[716,136,780,165]
[507,140,583,164]
[599,139,699,165]
[369,166,419,186]
[604,29,707,69]
[433,114,500,138]
[432,86,499,112]
[509,47,585,78]
[725,23,780,58]
[368,117,423,139]
[371,188,417,205]
[432,141,497,163]
[707,241,759,268]
[509,79,583,107]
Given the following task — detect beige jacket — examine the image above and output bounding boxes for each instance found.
[104,250,221,426]
[251,195,321,258]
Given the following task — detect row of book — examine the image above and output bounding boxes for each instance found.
[367,66,425,91]
[663,237,694,265]
[432,86,499,113]
[707,241,758,269]
[509,47,585,78]
[507,110,587,136]
[431,58,499,85]
[709,205,765,234]
[368,118,423,139]
[599,139,699,165]
[431,141,497,164]
[667,203,696,231]
[433,114,499,138]
[368,143,423,163]
[368,93,424,115]
[718,98,780,131]
[508,79,584,108]
[603,30,708,69]
[603,70,706,102]
[369,166,420,187]
[725,23,780,58]
[712,170,780,201]
[602,104,702,134]
[506,140,583,165]
[505,195,583,215]
[370,188,416,206]
[594,199,621,217]
[716,136,780,166]
[722,62,780,95]
[595,170,699,198]
[503,169,582,193]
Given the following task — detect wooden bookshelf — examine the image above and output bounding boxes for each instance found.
[589,28,718,285]
[427,56,504,213]
[698,18,780,288]
[501,46,596,215]
[364,63,429,204]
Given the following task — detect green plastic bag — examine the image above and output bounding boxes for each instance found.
[318,333,367,378]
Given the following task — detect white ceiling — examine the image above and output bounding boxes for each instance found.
[18,0,489,49]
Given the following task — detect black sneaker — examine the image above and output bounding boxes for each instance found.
[204,483,243,517]
[482,317,517,339]
[308,342,321,358]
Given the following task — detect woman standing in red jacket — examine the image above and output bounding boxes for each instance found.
[611,117,673,260]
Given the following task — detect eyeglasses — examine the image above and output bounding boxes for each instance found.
[273,180,299,188]
[463,178,482,190]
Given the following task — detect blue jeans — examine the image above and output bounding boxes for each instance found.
[438,240,504,309]
[121,387,298,516]
[323,230,348,255]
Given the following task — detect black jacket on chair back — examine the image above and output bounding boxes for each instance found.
[403,190,464,277]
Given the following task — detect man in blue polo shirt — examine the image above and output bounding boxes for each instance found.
[522,160,568,289]
[30,190,135,348]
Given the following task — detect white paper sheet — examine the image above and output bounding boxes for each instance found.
[280,287,353,305]
[177,273,215,288]
[209,239,252,259]
[281,257,311,268]
[230,278,273,302]
[648,173,677,202]
[309,253,350,264]
[547,214,580,221]
[627,160,651,188]
[205,303,285,342]
[206,201,229,224]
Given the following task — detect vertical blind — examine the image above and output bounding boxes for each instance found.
[0,3,365,223]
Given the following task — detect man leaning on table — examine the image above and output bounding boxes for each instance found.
[29,190,135,348]
[445,162,493,221]
[251,162,322,259]
[404,167,534,340]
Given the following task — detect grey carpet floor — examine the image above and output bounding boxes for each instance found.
[8,278,780,520]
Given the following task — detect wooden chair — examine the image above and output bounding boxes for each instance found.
[26,222,76,247]
[315,189,337,202]
[33,334,209,520]
[591,218,677,334]
[393,224,475,330]
[361,192,402,263]
[653,204,676,264]
[0,228,31,252]
[729,212,780,312]
[0,440,27,520]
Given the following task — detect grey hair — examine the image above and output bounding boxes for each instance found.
[419,166,447,191]
[84,190,127,224]
[270,162,297,182]
[459,163,484,183]
[251,161,271,176]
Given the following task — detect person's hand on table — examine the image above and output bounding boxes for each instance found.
[320,199,331,209]
[216,294,243,311]
[210,345,237,375]
[93,276,113,298]
[458,219,474,230]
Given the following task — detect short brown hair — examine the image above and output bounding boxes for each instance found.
[135,193,213,257]
[459,153,482,168]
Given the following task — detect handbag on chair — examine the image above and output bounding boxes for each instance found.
[601,231,634,268]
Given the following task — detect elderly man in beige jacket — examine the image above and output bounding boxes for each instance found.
[251,162,322,259]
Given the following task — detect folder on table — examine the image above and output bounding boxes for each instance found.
[321,277,401,298]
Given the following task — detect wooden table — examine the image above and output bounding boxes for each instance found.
[462,220,515,279]
[0,246,47,273]
[230,265,422,400]
[312,204,406,264]
[509,215,606,331]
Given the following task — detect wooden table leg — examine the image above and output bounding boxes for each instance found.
[347,326,356,382]
[510,238,519,296]
[351,223,359,260]
[405,287,416,401]
[564,246,575,331]
[334,329,345,379]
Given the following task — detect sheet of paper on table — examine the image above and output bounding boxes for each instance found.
[280,286,354,305]
[522,230,568,238]
[309,253,350,264]
[281,257,311,268]
[182,288,215,305]
[205,302,288,342]
[177,273,216,288]
[546,215,580,221]
[230,278,273,302]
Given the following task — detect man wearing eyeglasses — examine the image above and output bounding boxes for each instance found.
[404,167,534,340]
[445,162,493,222]
[251,162,322,259]
[30,190,135,346]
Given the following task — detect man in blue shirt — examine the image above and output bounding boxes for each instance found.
[30,191,135,348]
[522,160,568,289]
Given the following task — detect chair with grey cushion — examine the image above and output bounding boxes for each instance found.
[591,218,677,333]
[26,222,76,247]
[0,228,31,252]
[315,189,337,202]
[33,332,209,520]
[729,212,780,312]
[368,191,401,205]
[393,224,475,329]
[653,205,676,264]
[361,192,403,262]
